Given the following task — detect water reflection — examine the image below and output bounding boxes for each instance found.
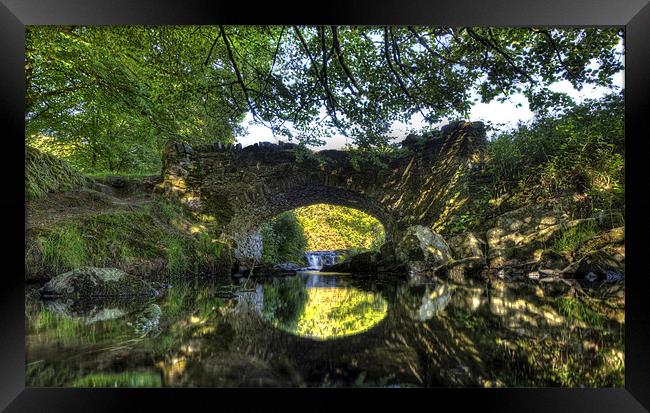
[261,272,387,340]
[25,274,624,387]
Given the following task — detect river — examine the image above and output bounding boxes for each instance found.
[25,270,624,387]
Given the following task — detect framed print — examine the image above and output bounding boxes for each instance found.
[2,0,649,411]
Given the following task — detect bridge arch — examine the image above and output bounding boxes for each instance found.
[159,121,487,260]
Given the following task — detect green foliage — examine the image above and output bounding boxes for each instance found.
[482,92,624,213]
[297,288,387,340]
[448,212,477,235]
[556,296,606,327]
[260,211,308,264]
[72,372,162,388]
[294,204,385,251]
[37,223,87,273]
[551,220,599,254]
[262,277,309,328]
[25,146,91,200]
[29,197,230,276]
[26,26,247,174]
[26,25,623,159]
[262,279,388,340]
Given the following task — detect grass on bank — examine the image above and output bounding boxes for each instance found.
[26,146,92,200]
[27,197,232,278]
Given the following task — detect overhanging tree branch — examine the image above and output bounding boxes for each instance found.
[331,26,359,94]
[531,28,577,82]
[407,26,459,65]
[382,27,428,121]
[292,26,342,130]
[203,31,221,66]
[465,27,536,84]
[219,25,258,119]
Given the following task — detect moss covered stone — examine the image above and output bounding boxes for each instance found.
[394,225,453,273]
[41,267,161,298]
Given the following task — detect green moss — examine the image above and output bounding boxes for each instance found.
[26,146,91,200]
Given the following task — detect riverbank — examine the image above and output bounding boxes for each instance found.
[26,145,625,290]
[26,147,233,281]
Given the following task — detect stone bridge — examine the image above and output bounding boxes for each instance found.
[159,121,487,259]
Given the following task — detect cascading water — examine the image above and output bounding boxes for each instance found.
[304,251,341,270]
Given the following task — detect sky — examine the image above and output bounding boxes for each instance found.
[235,69,624,150]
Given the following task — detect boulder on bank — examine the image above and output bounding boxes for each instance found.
[379,241,398,263]
[395,225,453,273]
[448,231,486,260]
[273,262,302,273]
[321,251,381,274]
[349,251,380,273]
[539,250,570,272]
[41,267,163,299]
[485,204,570,268]
[436,258,487,282]
[558,226,625,281]
[248,262,304,277]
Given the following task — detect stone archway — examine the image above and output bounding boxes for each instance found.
[159,121,486,260]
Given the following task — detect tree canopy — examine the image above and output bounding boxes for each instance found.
[25,25,624,173]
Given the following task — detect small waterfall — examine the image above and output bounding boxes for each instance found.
[304,251,341,270]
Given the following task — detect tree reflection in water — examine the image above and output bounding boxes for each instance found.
[25,273,624,387]
[261,273,388,340]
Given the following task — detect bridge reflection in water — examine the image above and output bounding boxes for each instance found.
[259,271,388,340]
[25,273,624,387]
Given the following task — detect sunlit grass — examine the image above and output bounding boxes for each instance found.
[28,197,231,276]
[71,371,162,387]
[26,146,91,200]
[37,224,87,273]
[551,220,598,254]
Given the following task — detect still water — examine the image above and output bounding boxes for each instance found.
[25,271,624,387]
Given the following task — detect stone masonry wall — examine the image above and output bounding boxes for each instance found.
[159,121,486,259]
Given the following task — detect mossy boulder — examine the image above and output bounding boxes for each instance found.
[485,204,570,268]
[320,251,380,273]
[41,267,163,299]
[395,225,453,273]
[447,231,485,260]
[349,251,381,273]
[379,241,397,263]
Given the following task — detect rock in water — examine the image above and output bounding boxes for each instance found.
[273,262,302,274]
[41,267,161,299]
[349,251,380,273]
[395,225,453,273]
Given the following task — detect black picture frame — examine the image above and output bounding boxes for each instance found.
[2,0,649,411]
